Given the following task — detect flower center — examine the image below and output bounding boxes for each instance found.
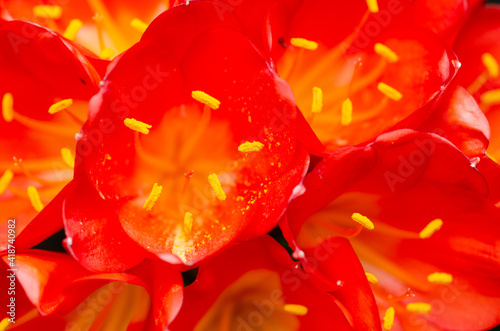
[116,96,258,261]
[194,270,306,331]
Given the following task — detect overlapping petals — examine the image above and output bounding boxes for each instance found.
[0,19,103,250]
[284,129,500,330]
[1,251,182,330]
[453,5,500,200]
[170,236,380,330]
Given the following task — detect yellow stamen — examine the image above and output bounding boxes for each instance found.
[351,212,374,230]
[143,183,162,211]
[27,186,44,212]
[406,302,431,314]
[283,304,308,316]
[377,83,403,101]
[482,53,499,78]
[2,93,14,122]
[124,118,152,134]
[238,141,264,153]
[290,38,318,51]
[208,173,226,201]
[365,272,378,284]
[480,88,500,105]
[383,307,395,330]
[48,99,73,114]
[0,169,14,195]
[192,91,220,110]
[93,13,106,51]
[419,219,443,239]
[99,47,115,60]
[63,19,83,41]
[427,272,453,284]
[184,212,193,234]
[33,5,62,19]
[341,98,353,125]
[130,18,148,33]
[311,87,323,113]
[61,148,75,168]
[366,0,379,13]
[0,318,10,331]
[374,43,399,63]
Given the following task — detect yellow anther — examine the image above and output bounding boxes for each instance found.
[378,83,403,101]
[238,141,264,153]
[2,93,14,122]
[383,307,395,330]
[124,118,152,134]
[0,169,14,195]
[351,212,374,230]
[283,304,308,316]
[480,88,500,105]
[311,87,323,113]
[33,5,62,19]
[290,38,318,51]
[406,302,431,314]
[482,53,499,78]
[61,148,75,168]
[365,272,378,284]
[427,272,453,284]
[184,212,193,234]
[366,0,379,13]
[63,19,83,40]
[208,173,226,201]
[0,318,10,331]
[341,98,353,126]
[27,186,44,212]
[374,43,399,63]
[143,183,162,211]
[192,91,220,110]
[419,219,443,239]
[99,47,115,60]
[48,99,73,114]
[130,18,148,33]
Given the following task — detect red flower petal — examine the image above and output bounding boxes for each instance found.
[170,236,354,330]
[477,156,500,204]
[301,238,382,331]
[63,176,148,272]
[415,85,491,158]
[0,20,100,106]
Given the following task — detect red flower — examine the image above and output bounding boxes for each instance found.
[46,1,319,271]
[274,0,464,151]
[283,129,500,330]
[0,19,104,250]
[170,235,380,330]
[1,251,182,330]
[184,0,482,151]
